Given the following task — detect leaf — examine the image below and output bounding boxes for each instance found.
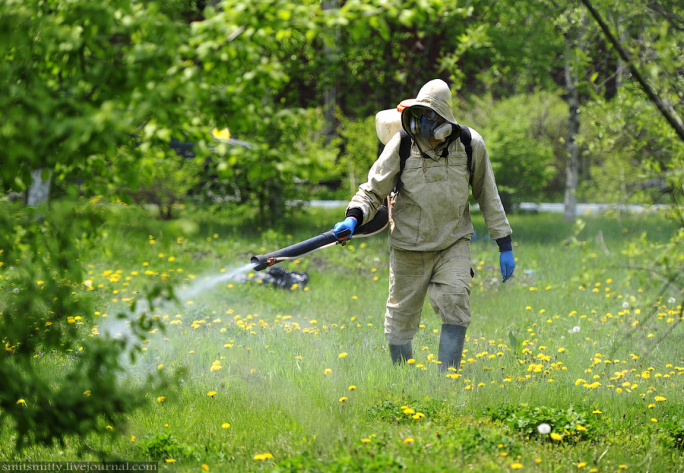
[508,330,523,358]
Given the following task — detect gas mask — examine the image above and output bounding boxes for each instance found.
[409,107,453,140]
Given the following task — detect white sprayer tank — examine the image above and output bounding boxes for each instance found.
[375,99,415,145]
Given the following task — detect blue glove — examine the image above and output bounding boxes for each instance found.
[500,251,515,283]
[333,217,357,241]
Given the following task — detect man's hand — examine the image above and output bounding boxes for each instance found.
[333,217,357,241]
[500,251,515,283]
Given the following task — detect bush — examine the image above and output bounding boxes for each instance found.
[487,403,599,441]
[455,91,566,210]
[661,416,684,450]
[0,201,173,451]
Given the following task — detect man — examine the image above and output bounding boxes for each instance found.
[333,79,515,372]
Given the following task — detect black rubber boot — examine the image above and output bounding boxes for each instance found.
[389,341,413,365]
[438,324,467,372]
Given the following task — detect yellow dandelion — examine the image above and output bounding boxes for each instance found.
[106,426,113,430]
[338,352,348,359]
[207,391,217,397]
[407,359,415,364]
[157,396,166,403]
[158,364,164,370]
[201,465,209,471]
[222,423,230,429]
[84,390,91,396]
[339,397,348,402]
[654,396,666,402]
[651,418,658,423]
[324,368,332,375]
[403,408,415,415]
[511,463,523,470]
[619,466,628,470]
[349,385,356,391]
[576,425,587,431]
[131,436,136,442]
[165,459,175,463]
[361,438,371,443]
[253,453,274,460]
[16,399,25,405]
[403,438,414,444]
[550,432,563,441]
[592,410,602,414]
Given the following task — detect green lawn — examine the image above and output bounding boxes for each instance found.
[3,206,683,472]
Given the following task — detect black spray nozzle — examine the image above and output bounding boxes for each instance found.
[251,230,339,271]
[250,201,389,272]
[250,254,272,271]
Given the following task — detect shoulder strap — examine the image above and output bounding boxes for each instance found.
[459,125,474,185]
[398,130,412,175]
[396,130,412,192]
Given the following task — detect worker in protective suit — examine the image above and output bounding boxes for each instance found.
[333,79,514,372]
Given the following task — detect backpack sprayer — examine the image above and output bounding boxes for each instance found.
[251,202,389,271]
[251,100,413,272]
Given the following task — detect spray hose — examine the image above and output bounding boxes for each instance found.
[251,203,389,271]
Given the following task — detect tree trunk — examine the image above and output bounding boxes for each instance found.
[322,1,339,140]
[564,43,580,223]
[26,168,51,207]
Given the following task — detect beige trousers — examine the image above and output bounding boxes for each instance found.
[385,238,471,345]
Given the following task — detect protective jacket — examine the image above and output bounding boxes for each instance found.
[346,80,511,252]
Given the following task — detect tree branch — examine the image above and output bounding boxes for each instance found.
[579,0,684,142]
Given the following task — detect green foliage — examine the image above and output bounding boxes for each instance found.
[328,114,380,200]
[433,424,520,458]
[660,415,684,450]
[574,0,684,357]
[213,108,336,221]
[487,403,599,441]
[139,432,197,461]
[273,450,407,473]
[579,86,684,204]
[0,201,174,450]
[129,153,204,220]
[508,330,524,358]
[364,397,446,425]
[456,91,566,208]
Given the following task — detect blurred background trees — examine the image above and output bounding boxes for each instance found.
[3,0,681,218]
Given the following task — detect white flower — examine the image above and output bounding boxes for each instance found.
[622,302,629,309]
[538,423,551,434]
[568,326,580,334]
[668,297,676,304]
[13,288,19,293]
[9,266,14,271]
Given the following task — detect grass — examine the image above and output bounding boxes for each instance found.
[2,205,683,472]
